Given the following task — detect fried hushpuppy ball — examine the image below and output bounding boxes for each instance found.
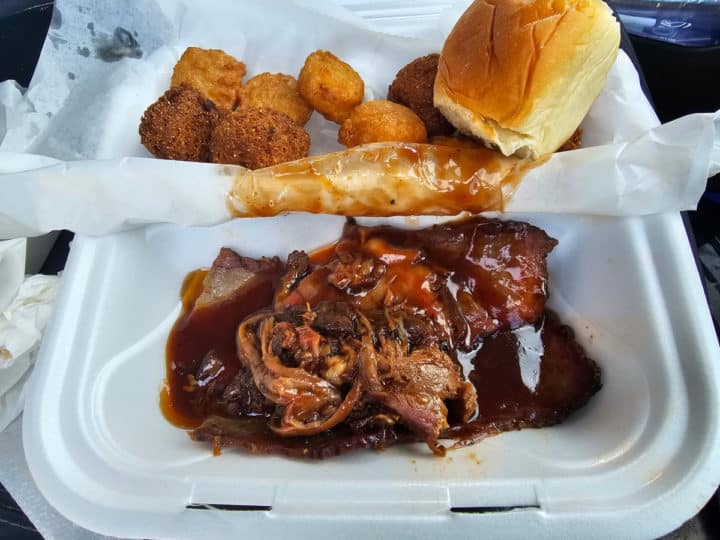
[298,50,364,123]
[139,84,218,161]
[388,53,454,137]
[338,100,427,147]
[210,107,310,169]
[239,73,312,126]
[557,128,583,152]
[171,47,246,111]
[429,134,485,150]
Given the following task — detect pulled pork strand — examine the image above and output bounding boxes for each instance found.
[357,315,477,456]
[237,312,361,437]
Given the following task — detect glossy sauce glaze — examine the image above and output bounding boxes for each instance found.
[340,218,557,342]
[163,267,279,428]
[229,143,543,218]
[445,311,601,445]
[163,218,599,455]
[284,236,448,334]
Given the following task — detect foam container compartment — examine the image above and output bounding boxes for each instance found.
[22,210,720,539]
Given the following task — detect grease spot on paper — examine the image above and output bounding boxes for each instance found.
[93,27,143,62]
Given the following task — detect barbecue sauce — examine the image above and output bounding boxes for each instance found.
[163,218,599,455]
[229,143,545,217]
[163,268,278,428]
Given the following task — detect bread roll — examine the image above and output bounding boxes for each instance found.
[434,0,620,159]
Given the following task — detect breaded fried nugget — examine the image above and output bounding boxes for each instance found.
[557,128,583,152]
[429,135,484,150]
[210,108,310,169]
[239,73,312,126]
[388,54,453,137]
[338,100,427,147]
[139,84,218,161]
[298,50,364,123]
[171,47,246,111]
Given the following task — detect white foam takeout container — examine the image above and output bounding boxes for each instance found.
[23,210,720,539]
[22,3,720,539]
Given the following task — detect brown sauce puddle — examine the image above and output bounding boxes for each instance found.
[162,268,277,429]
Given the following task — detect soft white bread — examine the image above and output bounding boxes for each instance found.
[434,0,620,159]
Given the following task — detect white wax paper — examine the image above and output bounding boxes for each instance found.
[0,238,58,432]
[0,0,718,239]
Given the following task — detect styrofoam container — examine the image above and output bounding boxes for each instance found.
[21,2,720,539]
[23,210,720,539]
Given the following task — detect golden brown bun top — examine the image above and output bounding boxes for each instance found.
[435,0,620,158]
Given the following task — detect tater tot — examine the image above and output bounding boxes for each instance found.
[171,47,246,111]
[298,50,364,123]
[239,73,312,126]
[338,100,427,147]
[210,107,310,169]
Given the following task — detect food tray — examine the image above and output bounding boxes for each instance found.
[23,210,720,539]
[22,1,720,538]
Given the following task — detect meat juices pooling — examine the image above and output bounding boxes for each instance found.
[163,217,601,458]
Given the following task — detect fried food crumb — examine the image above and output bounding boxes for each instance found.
[210,107,310,169]
[338,99,427,147]
[171,47,246,111]
[558,128,583,152]
[240,72,312,126]
[298,50,364,124]
[139,84,218,162]
[388,53,454,137]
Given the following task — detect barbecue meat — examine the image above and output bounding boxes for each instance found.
[191,415,408,459]
[166,247,283,420]
[359,333,477,455]
[237,306,363,437]
[195,248,281,309]
[167,217,600,459]
[445,311,602,445]
[235,299,475,452]
[343,217,558,342]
